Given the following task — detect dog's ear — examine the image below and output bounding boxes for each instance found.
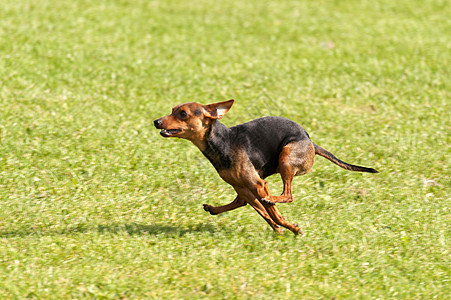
[203,99,234,119]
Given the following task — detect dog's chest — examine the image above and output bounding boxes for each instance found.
[217,147,259,187]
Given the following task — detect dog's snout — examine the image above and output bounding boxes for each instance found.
[154,118,163,128]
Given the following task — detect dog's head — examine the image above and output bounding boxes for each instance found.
[153,99,234,141]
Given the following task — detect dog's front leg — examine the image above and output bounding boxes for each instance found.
[203,195,246,215]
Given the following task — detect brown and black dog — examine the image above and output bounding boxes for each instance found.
[154,99,378,234]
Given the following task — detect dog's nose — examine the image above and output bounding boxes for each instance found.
[154,118,162,128]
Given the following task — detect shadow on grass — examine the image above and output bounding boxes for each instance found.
[0,225,89,238]
[97,222,218,236]
[0,222,218,238]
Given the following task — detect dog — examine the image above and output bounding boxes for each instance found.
[154,99,378,234]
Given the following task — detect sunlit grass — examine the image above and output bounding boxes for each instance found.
[0,0,449,298]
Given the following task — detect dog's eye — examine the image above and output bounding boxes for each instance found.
[180,111,188,118]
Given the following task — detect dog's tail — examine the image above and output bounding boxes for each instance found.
[314,144,378,173]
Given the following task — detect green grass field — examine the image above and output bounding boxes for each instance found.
[0,0,449,298]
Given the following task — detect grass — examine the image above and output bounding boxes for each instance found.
[0,0,449,298]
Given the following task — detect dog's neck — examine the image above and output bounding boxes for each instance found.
[197,120,232,170]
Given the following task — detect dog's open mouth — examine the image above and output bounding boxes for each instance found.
[160,129,182,137]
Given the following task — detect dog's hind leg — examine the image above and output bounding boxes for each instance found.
[264,140,315,204]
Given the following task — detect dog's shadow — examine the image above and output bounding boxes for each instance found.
[0,222,218,238]
[97,222,218,236]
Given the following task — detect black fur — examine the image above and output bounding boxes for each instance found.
[202,117,311,178]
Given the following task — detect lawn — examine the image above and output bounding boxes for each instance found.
[0,0,449,298]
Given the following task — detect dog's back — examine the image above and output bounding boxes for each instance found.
[230,116,312,178]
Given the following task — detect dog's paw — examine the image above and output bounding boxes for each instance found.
[293,223,302,235]
[203,204,217,215]
[203,204,211,212]
[260,197,275,205]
